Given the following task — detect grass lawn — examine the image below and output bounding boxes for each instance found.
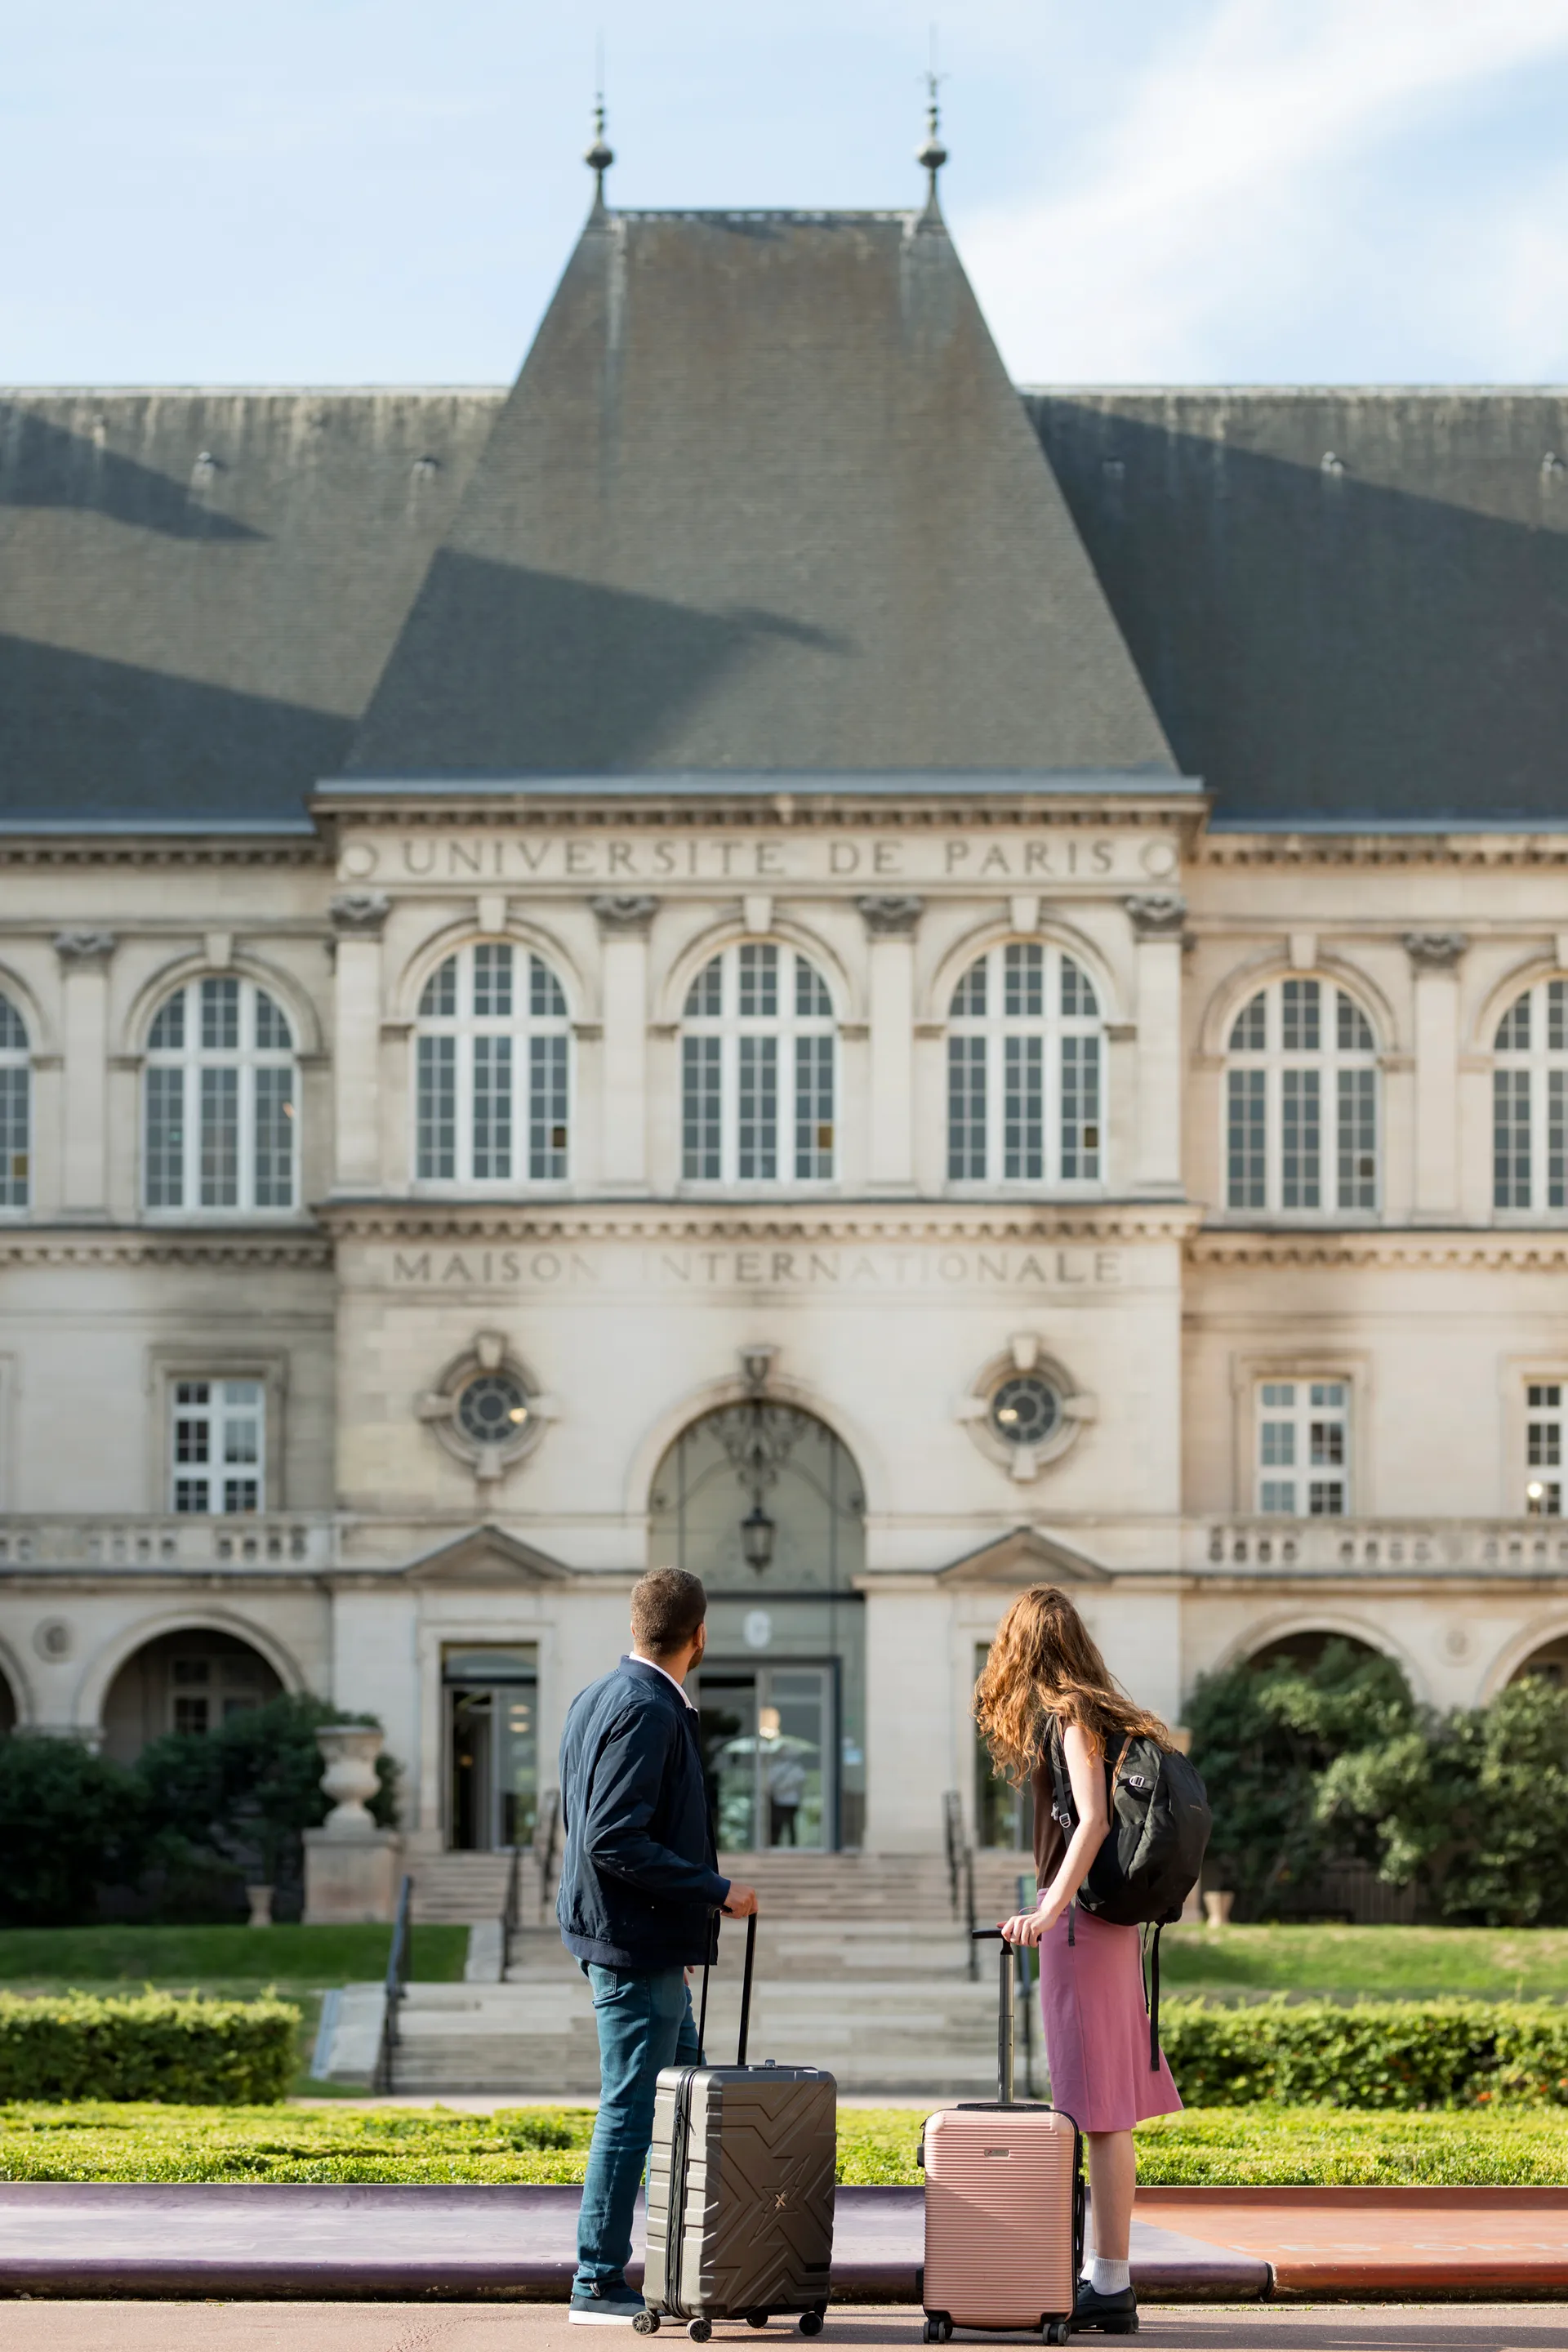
[3,2102,1568,2186]
[0,1924,470,2089]
[1160,1924,1568,2002]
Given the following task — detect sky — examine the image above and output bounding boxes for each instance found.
[5,0,1568,387]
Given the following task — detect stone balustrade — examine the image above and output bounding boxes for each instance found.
[1194,1517,1568,1575]
[0,1513,337,1570]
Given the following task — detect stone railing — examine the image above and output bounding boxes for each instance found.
[1192,1518,1568,1575]
[0,1514,338,1570]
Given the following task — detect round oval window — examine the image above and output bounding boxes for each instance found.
[989,1374,1061,1447]
[457,1371,530,1446]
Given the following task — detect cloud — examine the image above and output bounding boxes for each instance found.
[962,0,1568,381]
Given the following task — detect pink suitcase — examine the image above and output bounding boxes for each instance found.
[919,1930,1083,2346]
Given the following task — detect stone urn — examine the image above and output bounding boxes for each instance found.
[245,1884,274,1927]
[314,1725,384,1837]
[1203,1889,1236,1929]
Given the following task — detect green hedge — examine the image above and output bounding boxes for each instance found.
[0,1993,299,2105]
[1160,1996,1568,2108]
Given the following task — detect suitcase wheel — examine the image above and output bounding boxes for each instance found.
[688,2322,713,2343]
[922,2319,952,2344]
[1045,2326,1071,2347]
[746,2313,770,2330]
[633,2317,660,2336]
[798,2312,824,2338]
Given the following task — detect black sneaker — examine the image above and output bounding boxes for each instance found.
[1071,2279,1138,2334]
[569,2281,648,2326]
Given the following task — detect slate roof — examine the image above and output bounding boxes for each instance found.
[1029,390,1568,828]
[0,391,499,828]
[346,207,1176,782]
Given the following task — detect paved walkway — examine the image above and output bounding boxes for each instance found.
[4,2306,1568,2352]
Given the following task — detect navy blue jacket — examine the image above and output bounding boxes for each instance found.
[556,1655,730,1971]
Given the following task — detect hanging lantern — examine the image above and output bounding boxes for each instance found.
[741,1502,776,1574]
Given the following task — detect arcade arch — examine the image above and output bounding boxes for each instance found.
[100,1627,284,1764]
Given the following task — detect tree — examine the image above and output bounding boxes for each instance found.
[1185,1639,1416,1915]
[0,1736,146,1926]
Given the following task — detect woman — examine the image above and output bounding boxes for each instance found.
[975,1585,1182,2338]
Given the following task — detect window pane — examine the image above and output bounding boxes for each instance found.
[420,956,457,1018]
[1061,956,1098,1019]
[685,956,723,1018]
[1259,1480,1295,1514]
[149,991,185,1051]
[472,1035,513,1179]
[254,990,292,1050]
[1497,994,1530,1052]
[529,1036,568,1178]
[1337,1067,1377,1209]
[0,1066,29,1207]
[1004,942,1043,1018]
[951,959,987,1019]
[1281,1067,1321,1209]
[682,1036,721,1178]
[737,1035,777,1178]
[530,957,568,1019]
[0,994,26,1053]
[1260,1421,1295,1465]
[473,942,513,1018]
[1226,1068,1266,1208]
[1552,982,1566,1054]
[201,976,239,1052]
[1552,1071,1566,1213]
[1003,1036,1043,1179]
[1281,978,1320,1053]
[223,1477,260,1516]
[795,957,831,1019]
[199,1067,238,1205]
[1260,1383,1295,1406]
[794,1033,834,1178]
[1061,1035,1100,1179]
[252,1067,294,1208]
[1308,1481,1346,1516]
[145,1067,185,1207]
[1337,992,1374,1052]
[947,1037,986,1178]
[1229,992,1266,1052]
[416,1035,457,1179]
[738,942,778,1018]
[1494,1067,1531,1208]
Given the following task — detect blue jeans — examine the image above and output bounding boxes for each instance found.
[575,1964,702,2292]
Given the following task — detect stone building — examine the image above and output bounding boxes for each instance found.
[2,149,1568,1876]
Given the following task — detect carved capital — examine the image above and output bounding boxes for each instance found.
[1123,893,1187,939]
[52,929,117,967]
[330,892,391,938]
[856,894,924,938]
[1403,930,1468,971]
[589,894,660,936]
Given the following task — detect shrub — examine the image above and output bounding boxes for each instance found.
[0,1993,297,2105]
[1159,1996,1568,2109]
[0,1739,146,1927]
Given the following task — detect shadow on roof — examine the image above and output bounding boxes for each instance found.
[0,405,265,543]
[0,634,349,824]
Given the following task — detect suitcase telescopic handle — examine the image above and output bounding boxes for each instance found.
[972,1928,1017,2105]
[699,1906,759,2068]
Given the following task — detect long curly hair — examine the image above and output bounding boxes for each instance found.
[973,1584,1174,1784]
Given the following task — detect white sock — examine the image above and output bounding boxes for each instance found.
[1086,2258,1131,2296]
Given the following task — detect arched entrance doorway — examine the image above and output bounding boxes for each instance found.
[1244,1628,1381,1672]
[1510,1633,1568,1687]
[100,1628,283,1764]
[649,1400,865,1851]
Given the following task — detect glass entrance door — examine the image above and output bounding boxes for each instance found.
[697,1664,834,1851]
[443,1646,538,1851]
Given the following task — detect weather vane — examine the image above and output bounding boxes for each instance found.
[917,24,948,212]
[585,35,613,203]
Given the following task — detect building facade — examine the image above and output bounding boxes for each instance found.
[2,165,1568,1866]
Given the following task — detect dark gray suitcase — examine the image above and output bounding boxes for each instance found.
[638,1914,836,2341]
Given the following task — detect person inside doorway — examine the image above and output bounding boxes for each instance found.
[974,1585,1183,2337]
[557,1568,759,2326]
[760,1704,808,1846]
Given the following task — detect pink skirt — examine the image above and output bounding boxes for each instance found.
[1036,1906,1183,2133]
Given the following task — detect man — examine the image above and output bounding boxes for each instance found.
[558,1566,759,2325]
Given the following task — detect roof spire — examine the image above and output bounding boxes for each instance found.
[585,44,613,209]
[916,30,947,216]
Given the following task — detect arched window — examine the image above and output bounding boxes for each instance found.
[947,942,1102,1185]
[680,943,835,1183]
[145,977,296,1211]
[1493,980,1568,1211]
[414,942,570,1185]
[0,992,29,1210]
[1224,978,1378,1213]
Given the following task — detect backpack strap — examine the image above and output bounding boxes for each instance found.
[1146,1922,1163,2073]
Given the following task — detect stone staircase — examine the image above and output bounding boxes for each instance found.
[407,1850,554,1926]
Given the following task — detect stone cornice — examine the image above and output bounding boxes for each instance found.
[1192,1225,1568,1271]
[1199,832,1568,869]
[0,1225,331,1269]
[319,791,1206,835]
[0,840,329,869]
[318,1196,1204,1246]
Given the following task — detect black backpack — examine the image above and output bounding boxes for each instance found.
[1043,1720,1212,2068]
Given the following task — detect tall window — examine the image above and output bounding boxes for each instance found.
[414,943,570,1185]
[1225,978,1378,1214]
[947,942,1102,1185]
[0,992,29,1210]
[1493,981,1568,1211]
[1256,1379,1350,1516]
[172,1379,265,1515]
[1526,1383,1565,1517]
[680,943,835,1183]
[145,978,296,1211]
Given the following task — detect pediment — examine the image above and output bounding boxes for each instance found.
[937,1525,1111,1588]
[401,1524,575,1588]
